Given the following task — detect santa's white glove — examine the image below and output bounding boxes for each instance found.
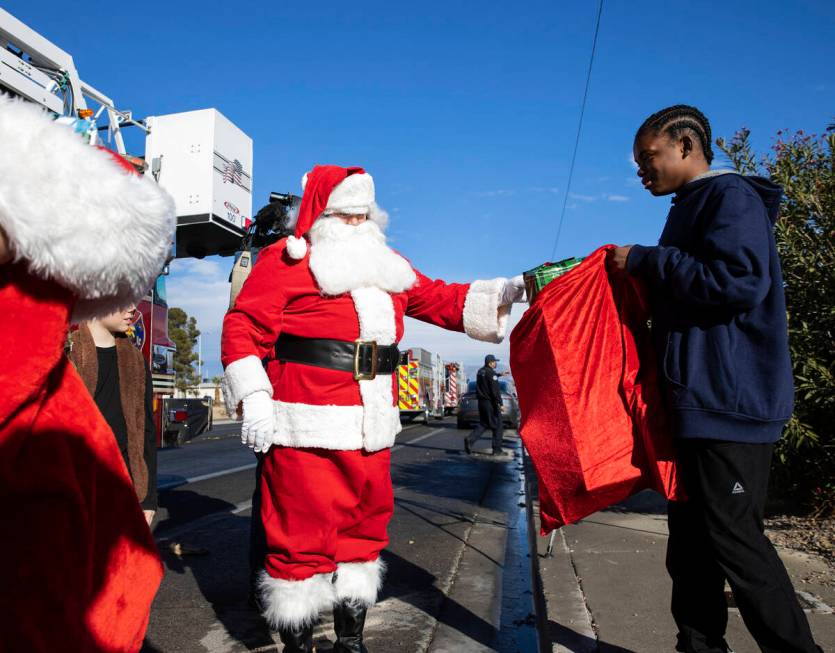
[500,275,526,305]
[241,391,275,454]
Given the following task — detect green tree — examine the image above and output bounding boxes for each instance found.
[211,375,223,405]
[717,125,834,516]
[168,307,201,392]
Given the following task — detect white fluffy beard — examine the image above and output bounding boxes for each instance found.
[308,217,416,296]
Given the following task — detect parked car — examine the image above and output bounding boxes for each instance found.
[456,379,520,429]
[163,397,213,447]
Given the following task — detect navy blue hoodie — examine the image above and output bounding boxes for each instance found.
[627,171,792,443]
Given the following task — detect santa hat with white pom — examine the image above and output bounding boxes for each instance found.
[285,164,375,260]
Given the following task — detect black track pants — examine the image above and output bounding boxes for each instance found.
[667,439,818,653]
[466,407,503,453]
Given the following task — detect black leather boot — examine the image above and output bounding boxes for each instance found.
[333,600,369,653]
[277,623,314,653]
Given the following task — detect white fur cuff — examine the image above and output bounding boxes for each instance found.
[463,278,511,344]
[334,558,386,607]
[258,570,336,629]
[222,355,272,418]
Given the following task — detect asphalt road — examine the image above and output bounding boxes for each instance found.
[143,418,536,653]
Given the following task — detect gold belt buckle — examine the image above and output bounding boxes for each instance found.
[353,339,378,380]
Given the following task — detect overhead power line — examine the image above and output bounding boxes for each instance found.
[550,0,604,260]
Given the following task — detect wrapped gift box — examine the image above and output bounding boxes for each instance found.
[523,257,584,303]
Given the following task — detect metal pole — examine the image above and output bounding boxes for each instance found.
[545,530,558,557]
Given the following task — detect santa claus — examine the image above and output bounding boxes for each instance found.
[221,164,525,651]
[0,96,174,651]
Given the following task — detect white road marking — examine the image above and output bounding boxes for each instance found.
[156,499,254,541]
[391,427,446,453]
[158,463,258,490]
[160,424,445,491]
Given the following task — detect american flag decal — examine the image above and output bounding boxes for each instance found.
[223,158,243,185]
[213,151,252,193]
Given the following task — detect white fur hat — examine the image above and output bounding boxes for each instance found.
[301,170,375,215]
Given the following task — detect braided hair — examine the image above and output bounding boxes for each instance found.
[636,104,714,164]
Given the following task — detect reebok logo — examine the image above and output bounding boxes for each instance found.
[732,482,745,495]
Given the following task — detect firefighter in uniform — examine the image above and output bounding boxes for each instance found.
[221,165,526,652]
[464,354,505,455]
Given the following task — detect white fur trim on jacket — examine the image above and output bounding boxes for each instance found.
[463,278,511,344]
[334,558,386,607]
[271,400,364,450]
[0,97,176,320]
[222,355,273,418]
[264,287,404,452]
[257,570,336,629]
[352,287,402,452]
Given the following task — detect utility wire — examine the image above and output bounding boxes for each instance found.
[550,0,604,260]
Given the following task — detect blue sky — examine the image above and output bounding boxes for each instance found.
[7,1,834,377]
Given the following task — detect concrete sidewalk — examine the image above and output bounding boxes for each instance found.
[529,484,834,652]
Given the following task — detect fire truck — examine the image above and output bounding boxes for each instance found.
[443,362,467,415]
[397,347,445,423]
[0,8,252,445]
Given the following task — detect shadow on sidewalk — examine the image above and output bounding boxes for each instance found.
[145,488,274,652]
[146,489,498,650]
[601,489,668,515]
[547,619,638,653]
[381,549,500,648]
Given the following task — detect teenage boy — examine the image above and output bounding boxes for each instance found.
[69,308,157,526]
[611,104,820,653]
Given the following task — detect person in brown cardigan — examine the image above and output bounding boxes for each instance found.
[69,306,158,525]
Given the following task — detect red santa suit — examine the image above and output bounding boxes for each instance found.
[221,165,515,630]
[0,99,175,650]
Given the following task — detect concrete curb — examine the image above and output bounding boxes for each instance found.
[421,434,542,652]
[522,448,597,653]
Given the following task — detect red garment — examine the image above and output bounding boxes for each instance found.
[222,240,505,452]
[510,246,683,533]
[222,230,509,628]
[0,266,163,652]
[261,446,393,581]
[0,98,173,651]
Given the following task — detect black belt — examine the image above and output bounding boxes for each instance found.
[274,333,401,380]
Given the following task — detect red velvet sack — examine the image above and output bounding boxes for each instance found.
[510,246,683,533]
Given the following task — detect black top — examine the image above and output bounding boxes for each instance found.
[475,364,502,407]
[94,346,157,510]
